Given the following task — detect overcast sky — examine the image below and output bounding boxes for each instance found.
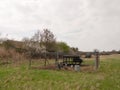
[0,0,120,51]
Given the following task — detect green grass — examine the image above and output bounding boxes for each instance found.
[0,55,120,90]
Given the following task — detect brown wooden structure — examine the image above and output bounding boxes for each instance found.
[62,55,83,66]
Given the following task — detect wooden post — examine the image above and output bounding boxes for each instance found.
[56,52,61,69]
[55,52,58,65]
[94,50,100,70]
[29,59,32,69]
[44,51,49,66]
[44,52,47,66]
[28,52,32,69]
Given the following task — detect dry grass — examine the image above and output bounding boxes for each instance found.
[0,47,24,66]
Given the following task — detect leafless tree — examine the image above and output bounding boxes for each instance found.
[41,29,56,52]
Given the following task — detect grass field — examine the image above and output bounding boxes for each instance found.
[0,54,120,90]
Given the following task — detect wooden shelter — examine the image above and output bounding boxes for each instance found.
[62,55,83,66]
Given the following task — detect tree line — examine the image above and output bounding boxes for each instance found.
[0,29,79,59]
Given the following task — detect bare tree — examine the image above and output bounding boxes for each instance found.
[41,29,56,52]
[40,29,56,66]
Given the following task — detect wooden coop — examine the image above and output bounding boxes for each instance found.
[61,55,83,66]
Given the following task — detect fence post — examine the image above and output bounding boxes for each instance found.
[55,52,58,65]
[29,59,32,69]
[94,50,100,70]
[44,52,47,66]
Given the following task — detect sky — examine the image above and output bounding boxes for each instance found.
[0,0,120,51]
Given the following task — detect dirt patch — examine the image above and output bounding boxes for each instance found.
[31,64,57,70]
[81,65,94,72]
[0,62,11,65]
[31,64,95,72]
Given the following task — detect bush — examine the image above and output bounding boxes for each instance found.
[0,47,24,63]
